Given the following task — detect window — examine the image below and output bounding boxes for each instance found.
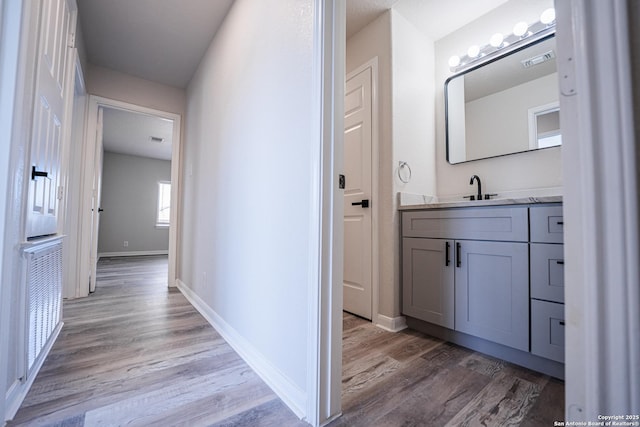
[157,181,171,227]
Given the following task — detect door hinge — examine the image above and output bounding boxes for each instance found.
[57,186,64,200]
[67,32,76,48]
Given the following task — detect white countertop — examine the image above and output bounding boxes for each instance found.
[398,195,563,210]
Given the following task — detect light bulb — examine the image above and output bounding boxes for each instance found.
[513,21,528,37]
[448,55,461,68]
[489,33,504,48]
[467,45,480,58]
[540,8,556,25]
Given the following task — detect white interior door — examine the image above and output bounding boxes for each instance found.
[88,107,103,292]
[343,67,373,320]
[26,0,75,238]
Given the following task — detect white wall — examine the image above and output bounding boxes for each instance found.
[86,64,185,117]
[98,152,170,255]
[434,0,560,199]
[180,0,317,413]
[390,9,437,316]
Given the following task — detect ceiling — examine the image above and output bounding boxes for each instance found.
[347,0,510,40]
[102,108,173,161]
[80,0,509,161]
[78,0,511,90]
[77,0,234,89]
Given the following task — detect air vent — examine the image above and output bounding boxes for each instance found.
[150,136,164,143]
[521,50,556,68]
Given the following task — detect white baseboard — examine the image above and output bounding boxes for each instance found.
[176,280,306,419]
[98,250,168,258]
[5,322,63,422]
[375,314,407,332]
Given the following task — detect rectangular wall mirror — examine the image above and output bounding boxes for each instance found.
[445,33,560,164]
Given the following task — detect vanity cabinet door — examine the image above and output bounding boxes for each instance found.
[455,240,529,351]
[402,238,454,329]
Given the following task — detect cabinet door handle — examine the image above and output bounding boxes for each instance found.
[559,321,565,326]
[556,260,565,265]
[557,221,564,225]
[445,242,450,266]
[456,242,461,268]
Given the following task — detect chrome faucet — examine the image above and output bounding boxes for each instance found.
[470,175,482,201]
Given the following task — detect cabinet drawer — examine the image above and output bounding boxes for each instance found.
[531,299,565,363]
[531,243,565,303]
[402,207,528,241]
[530,205,564,243]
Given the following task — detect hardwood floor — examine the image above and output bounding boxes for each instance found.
[8,256,305,427]
[329,313,565,427]
[9,255,564,426]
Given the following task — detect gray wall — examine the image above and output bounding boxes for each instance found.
[98,152,171,255]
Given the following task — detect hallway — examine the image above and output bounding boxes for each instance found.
[9,256,304,426]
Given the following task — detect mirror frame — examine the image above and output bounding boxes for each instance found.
[445,32,558,164]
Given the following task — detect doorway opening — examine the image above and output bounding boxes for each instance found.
[94,107,174,291]
[70,97,182,299]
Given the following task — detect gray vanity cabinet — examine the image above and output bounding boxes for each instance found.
[402,238,454,329]
[401,202,565,378]
[455,240,529,351]
[402,207,529,351]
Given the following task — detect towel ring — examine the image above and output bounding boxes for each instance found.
[398,161,412,183]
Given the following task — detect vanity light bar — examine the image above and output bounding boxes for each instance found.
[448,8,556,72]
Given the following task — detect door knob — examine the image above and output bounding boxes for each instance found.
[351,199,369,208]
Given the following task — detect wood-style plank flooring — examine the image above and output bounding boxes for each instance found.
[329,313,565,427]
[9,255,564,426]
[9,256,305,427]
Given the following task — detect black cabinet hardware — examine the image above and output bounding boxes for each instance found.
[351,199,369,208]
[445,242,450,266]
[557,221,564,225]
[456,242,461,268]
[559,321,565,326]
[31,166,48,180]
[556,260,564,265]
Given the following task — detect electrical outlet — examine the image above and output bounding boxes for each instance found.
[123,241,129,247]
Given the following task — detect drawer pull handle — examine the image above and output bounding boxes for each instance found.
[557,221,564,225]
[556,260,565,265]
[559,321,565,326]
[445,242,450,267]
[456,242,461,268]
